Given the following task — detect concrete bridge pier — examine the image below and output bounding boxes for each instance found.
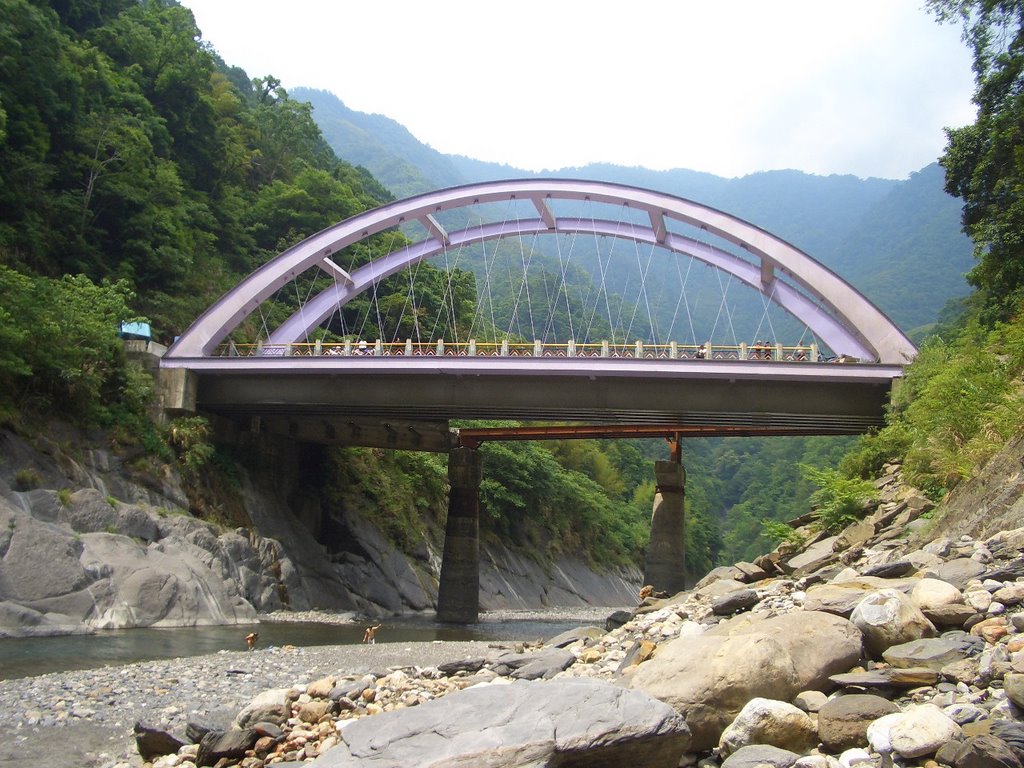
[437,447,483,623]
[642,458,687,595]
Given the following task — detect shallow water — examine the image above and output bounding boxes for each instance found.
[0,610,608,681]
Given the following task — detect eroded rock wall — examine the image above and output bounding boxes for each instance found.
[0,426,639,636]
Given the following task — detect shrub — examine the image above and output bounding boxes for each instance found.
[761,519,807,548]
[800,464,878,533]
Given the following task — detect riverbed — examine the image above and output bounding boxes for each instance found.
[0,607,614,681]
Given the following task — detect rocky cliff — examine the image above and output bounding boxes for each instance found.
[0,424,639,637]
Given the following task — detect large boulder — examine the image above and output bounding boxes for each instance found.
[313,678,690,767]
[850,588,935,657]
[629,610,862,751]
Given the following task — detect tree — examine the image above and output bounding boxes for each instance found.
[930,0,1024,322]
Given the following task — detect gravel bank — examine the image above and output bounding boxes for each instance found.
[0,639,508,768]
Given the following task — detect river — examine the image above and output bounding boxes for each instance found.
[0,608,611,681]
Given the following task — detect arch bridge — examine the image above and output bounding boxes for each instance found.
[158,179,916,620]
[160,179,915,436]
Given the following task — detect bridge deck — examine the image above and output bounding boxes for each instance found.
[161,356,901,433]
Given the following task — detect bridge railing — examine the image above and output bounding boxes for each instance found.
[215,339,825,362]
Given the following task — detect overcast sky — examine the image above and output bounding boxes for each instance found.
[180,1,977,180]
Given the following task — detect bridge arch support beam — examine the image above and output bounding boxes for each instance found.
[165,179,916,366]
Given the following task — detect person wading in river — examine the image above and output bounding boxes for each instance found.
[362,624,381,644]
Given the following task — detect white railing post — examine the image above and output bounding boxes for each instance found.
[373,339,382,356]
[469,339,477,356]
[635,340,643,358]
[500,339,509,356]
[670,341,678,359]
[568,339,576,357]
[314,339,322,356]
[601,340,609,357]
[533,339,542,356]
[810,343,819,362]
[405,338,414,356]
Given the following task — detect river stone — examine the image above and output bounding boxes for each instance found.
[712,588,760,616]
[313,678,690,767]
[488,647,576,680]
[197,728,261,767]
[235,688,293,728]
[829,667,939,688]
[993,584,1024,606]
[803,577,906,617]
[912,578,965,611]
[718,697,817,757]
[720,744,802,768]
[1003,673,1024,708]
[734,561,769,583]
[630,610,861,751]
[933,559,988,590]
[306,675,337,699]
[792,690,827,713]
[695,566,745,589]
[134,722,186,761]
[545,625,605,648]
[950,736,1024,768]
[298,699,335,724]
[817,694,899,752]
[868,704,962,759]
[788,536,840,576]
[862,560,915,578]
[850,588,935,657]
[925,603,978,627]
[882,637,971,671]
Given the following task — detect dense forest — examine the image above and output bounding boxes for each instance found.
[3,0,1022,580]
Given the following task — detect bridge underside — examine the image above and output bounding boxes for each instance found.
[177,358,900,435]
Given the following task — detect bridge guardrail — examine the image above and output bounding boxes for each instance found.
[215,340,827,362]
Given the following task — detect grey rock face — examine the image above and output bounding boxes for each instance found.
[313,678,690,767]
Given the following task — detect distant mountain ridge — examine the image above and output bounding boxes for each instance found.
[294,88,973,333]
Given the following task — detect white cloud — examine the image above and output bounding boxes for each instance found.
[182,0,976,179]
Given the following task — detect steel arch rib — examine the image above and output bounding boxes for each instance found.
[165,179,916,364]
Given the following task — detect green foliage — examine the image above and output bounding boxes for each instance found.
[324,447,448,554]
[760,519,806,548]
[57,488,72,506]
[168,416,215,475]
[0,266,141,420]
[845,311,1024,497]
[929,1,1024,323]
[800,464,878,533]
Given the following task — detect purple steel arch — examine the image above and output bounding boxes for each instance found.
[165,179,916,364]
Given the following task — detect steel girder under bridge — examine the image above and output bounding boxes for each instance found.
[160,179,916,435]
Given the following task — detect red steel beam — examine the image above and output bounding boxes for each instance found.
[456,423,856,449]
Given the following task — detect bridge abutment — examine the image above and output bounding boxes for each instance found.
[437,447,483,623]
[643,459,687,595]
